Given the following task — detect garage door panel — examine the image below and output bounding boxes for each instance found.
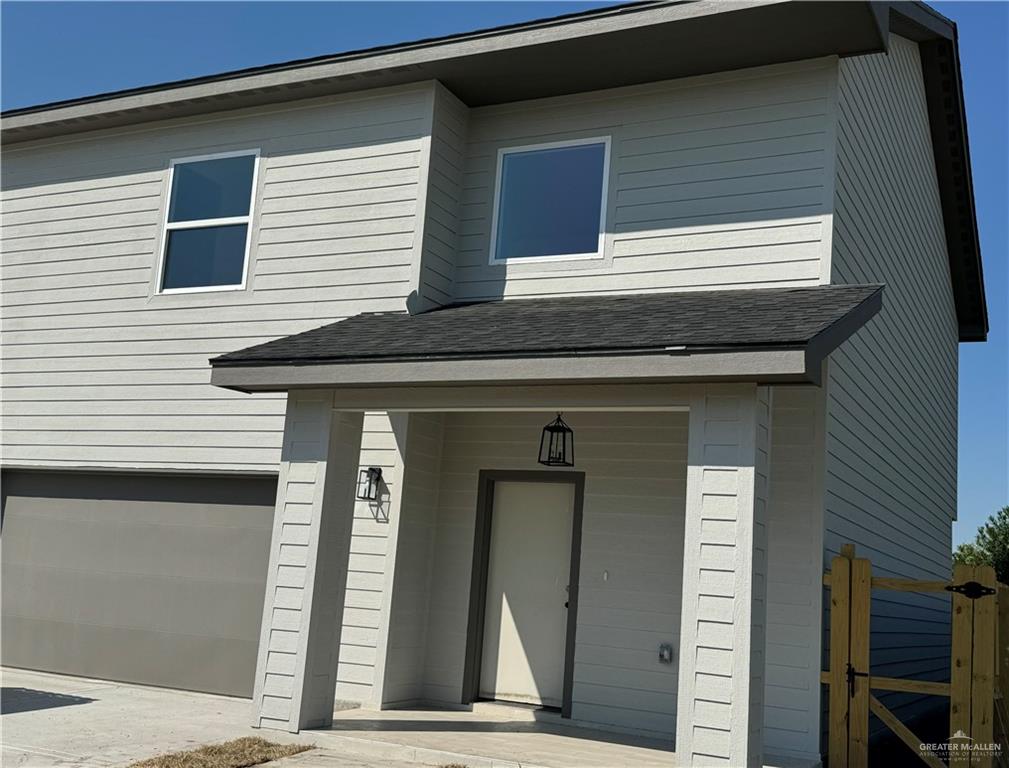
[3,566,266,640]
[1,616,261,696]
[3,501,272,583]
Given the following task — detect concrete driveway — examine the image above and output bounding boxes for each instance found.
[0,668,415,768]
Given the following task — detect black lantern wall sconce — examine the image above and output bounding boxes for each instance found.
[538,413,574,467]
[357,467,383,501]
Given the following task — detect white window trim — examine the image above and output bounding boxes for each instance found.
[155,148,261,295]
[488,135,611,266]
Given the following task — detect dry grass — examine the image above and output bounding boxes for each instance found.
[127,737,312,768]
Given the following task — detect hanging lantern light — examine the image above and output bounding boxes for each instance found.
[356,467,383,501]
[538,413,574,467]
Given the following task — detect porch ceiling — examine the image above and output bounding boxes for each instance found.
[210,284,883,393]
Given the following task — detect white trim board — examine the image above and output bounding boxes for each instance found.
[211,348,820,393]
[487,135,611,266]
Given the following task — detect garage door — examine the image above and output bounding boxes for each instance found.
[1,470,276,697]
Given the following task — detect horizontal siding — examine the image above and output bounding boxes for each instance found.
[415,86,468,310]
[825,35,958,734]
[1,84,432,472]
[334,411,401,704]
[451,61,834,302]
[763,386,824,760]
[422,411,687,735]
[381,413,445,705]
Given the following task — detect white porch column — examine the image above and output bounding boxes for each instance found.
[676,385,772,767]
[250,390,364,732]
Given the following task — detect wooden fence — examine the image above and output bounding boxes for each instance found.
[822,544,1004,767]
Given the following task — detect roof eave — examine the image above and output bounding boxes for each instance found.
[1,0,888,143]
[891,2,988,341]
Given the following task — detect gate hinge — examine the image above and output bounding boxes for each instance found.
[945,581,996,600]
[846,663,868,699]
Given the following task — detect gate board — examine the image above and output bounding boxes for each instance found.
[829,555,851,768]
[950,564,997,768]
[971,567,996,768]
[952,566,974,767]
[868,694,947,768]
[850,557,871,767]
[824,546,999,767]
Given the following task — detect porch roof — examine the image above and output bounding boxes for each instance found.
[210,284,882,393]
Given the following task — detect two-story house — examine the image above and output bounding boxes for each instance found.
[0,2,987,766]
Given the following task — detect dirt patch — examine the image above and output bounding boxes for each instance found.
[127,737,312,768]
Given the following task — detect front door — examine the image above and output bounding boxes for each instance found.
[480,481,574,707]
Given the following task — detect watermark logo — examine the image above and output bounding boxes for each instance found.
[920,730,1003,760]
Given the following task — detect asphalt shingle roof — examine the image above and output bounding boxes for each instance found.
[211,284,884,367]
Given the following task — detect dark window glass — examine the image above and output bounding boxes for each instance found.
[161,225,248,290]
[168,155,255,222]
[494,142,606,260]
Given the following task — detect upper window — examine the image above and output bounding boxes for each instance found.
[158,151,258,293]
[490,137,610,263]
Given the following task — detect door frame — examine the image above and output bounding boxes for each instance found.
[461,469,585,718]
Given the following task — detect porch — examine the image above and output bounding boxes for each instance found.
[239,383,827,767]
[209,286,883,767]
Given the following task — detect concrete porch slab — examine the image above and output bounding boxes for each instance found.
[311,703,677,768]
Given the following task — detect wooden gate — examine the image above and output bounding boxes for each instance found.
[822,544,1001,767]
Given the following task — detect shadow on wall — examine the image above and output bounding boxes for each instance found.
[436,109,831,309]
[478,480,574,710]
[1,687,96,715]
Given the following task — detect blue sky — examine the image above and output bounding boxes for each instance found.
[2,2,1006,543]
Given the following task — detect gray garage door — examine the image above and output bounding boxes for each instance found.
[1,470,276,697]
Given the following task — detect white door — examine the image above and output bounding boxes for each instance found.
[480,481,574,708]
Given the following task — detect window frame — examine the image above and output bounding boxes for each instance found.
[487,135,611,266]
[155,148,261,295]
